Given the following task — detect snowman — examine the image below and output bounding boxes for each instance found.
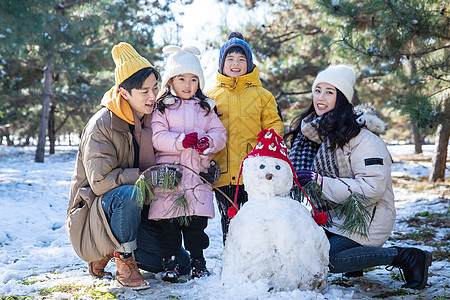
[221,129,330,291]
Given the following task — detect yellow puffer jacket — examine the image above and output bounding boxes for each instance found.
[207,66,284,187]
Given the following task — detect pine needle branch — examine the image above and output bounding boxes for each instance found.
[334,191,372,238]
[134,162,237,221]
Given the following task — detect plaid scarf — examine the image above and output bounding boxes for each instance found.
[288,132,320,172]
[288,115,341,178]
[288,115,353,225]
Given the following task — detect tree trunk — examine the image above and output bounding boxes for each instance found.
[411,121,423,154]
[48,103,56,155]
[49,107,73,153]
[408,59,423,154]
[351,88,361,106]
[1,127,14,146]
[429,98,450,182]
[35,63,52,163]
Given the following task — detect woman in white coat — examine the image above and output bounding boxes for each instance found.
[285,65,432,290]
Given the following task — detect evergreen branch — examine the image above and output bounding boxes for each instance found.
[341,38,450,60]
[166,194,191,226]
[54,0,92,11]
[300,181,335,227]
[166,182,207,226]
[168,162,237,210]
[274,90,310,101]
[133,173,154,208]
[334,191,372,239]
[300,181,373,238]
[134,162,237,219]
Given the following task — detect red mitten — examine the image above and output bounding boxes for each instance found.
[195,137,210,153]
[182,132,198,149]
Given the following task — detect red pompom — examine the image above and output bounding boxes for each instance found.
[228,206,238,218]
[313,212,328,226]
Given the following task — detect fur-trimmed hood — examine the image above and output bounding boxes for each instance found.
[354,104,386,135]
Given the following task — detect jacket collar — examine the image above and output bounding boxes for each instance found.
[215,65,262,90]
[109,109,132,133]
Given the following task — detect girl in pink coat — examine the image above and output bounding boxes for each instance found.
[150,45,226,282]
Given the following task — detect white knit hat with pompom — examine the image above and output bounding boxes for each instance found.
[312,65,356,103]
[161,45,205,91]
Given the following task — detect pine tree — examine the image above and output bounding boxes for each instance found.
[314,0,449,181]
[242,0,332,119]
[0,0,185,161]
[237,0,448,181]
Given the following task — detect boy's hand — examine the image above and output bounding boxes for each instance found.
[182,132,199,149]
[199,160,220,184]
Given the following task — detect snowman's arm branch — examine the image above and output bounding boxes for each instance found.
[146,162,236,209]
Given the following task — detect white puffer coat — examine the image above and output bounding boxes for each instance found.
[307,113,395,247]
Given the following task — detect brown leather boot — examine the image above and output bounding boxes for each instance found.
[115,255,150,289]
[88,253,114,278]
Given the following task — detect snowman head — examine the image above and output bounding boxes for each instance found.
[228,129,325,225]
[243,156,293,197]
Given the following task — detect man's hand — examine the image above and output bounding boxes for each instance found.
[146,166,182,187]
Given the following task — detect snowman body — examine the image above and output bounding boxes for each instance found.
[221,156,329,291]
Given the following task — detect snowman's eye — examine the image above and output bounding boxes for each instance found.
[259,164,265,169]
[275,165,281,170]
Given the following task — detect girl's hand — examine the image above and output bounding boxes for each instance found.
[182,132,199,149]
[195,137,210,153]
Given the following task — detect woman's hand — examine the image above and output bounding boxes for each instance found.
[296,169,322,186]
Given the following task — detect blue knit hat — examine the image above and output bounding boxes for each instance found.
[219,32,253,75]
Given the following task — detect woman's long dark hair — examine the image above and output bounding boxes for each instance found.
[156,86,218,116]
[284,89,361,151]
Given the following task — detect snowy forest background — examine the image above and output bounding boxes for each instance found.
[0,0,448,299]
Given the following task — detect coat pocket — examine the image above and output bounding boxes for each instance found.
[66,198,90,261]
[66,187,102,262]
[78,187,97,208]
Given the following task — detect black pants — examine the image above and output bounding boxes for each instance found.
[158,216,209,260]
[135,211,191,275]
[215,185,248,244]
[325,230,397,273]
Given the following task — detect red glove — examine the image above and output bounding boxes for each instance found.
[195,137,210,153]
[182,132,198,149]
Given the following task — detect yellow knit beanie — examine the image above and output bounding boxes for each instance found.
[112,42,154,85]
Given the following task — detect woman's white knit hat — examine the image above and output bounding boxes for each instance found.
[312,65,356,103]
[161,45,205,90]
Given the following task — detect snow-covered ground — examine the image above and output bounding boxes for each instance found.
[0,144,448,299]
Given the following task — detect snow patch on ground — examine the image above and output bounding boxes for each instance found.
[0,144,448,299]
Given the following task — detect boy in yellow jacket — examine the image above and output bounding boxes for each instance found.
[207,32,284,243]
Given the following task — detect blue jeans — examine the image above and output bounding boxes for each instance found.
[327,231,398,273]
[101,185,142,253]
[134,204,191,275]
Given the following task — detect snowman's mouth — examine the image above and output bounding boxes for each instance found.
[266,173,273,180]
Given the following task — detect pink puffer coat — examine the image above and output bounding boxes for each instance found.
[149,97,226,220]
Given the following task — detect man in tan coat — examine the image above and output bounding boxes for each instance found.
[66,42,159,288]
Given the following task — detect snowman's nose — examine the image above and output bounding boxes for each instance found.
[266,173,273,180]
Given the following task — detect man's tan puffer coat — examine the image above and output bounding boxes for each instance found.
[66,108,140,262]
